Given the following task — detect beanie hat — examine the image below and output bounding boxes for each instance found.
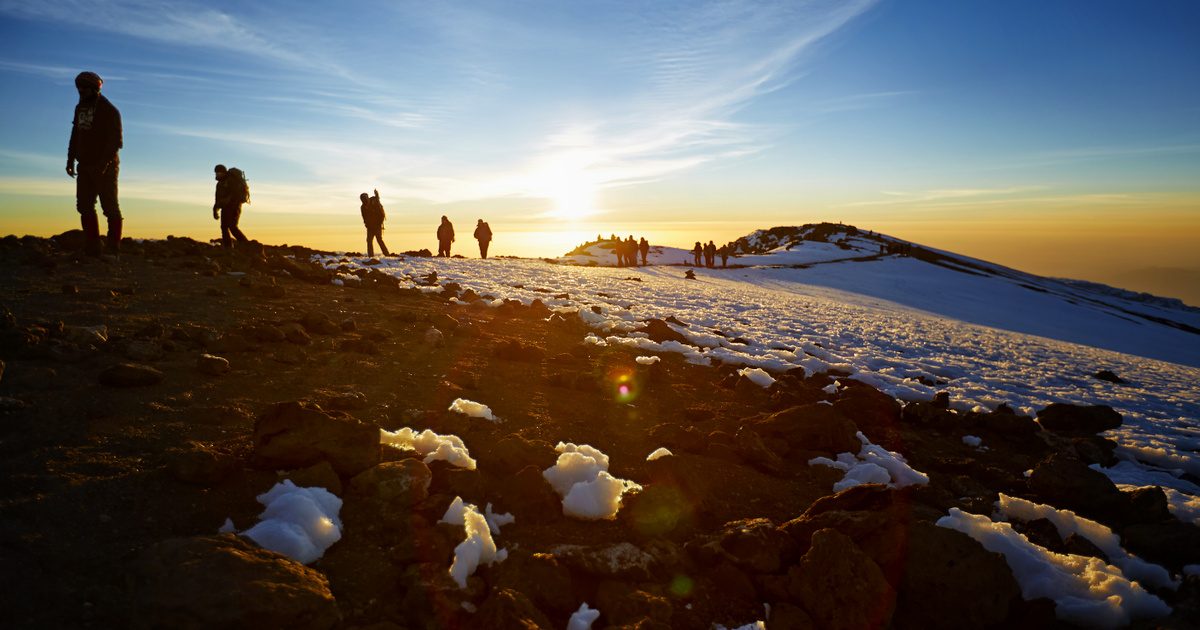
[75,71,102,89]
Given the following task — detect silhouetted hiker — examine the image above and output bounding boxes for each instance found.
[718,244,729,268]
[360,189,389,257]
[67,71,122,257]
[692,242,703,267]
[474,219,492,259]
[212,164,251,251]
[437,216,455,257]
[639,237,649,266]
[626,235,638,267]
[704,241,716,268]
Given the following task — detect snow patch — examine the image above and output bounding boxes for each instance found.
[241,480,343,564]
[439,496,509,588]
[567,603,600,630]
[737,367,776,388]
[937,507,1171,628]
[380,427,476,470]
[448,398,498,422]
[635,355,661,365]
[543,442,641,520]
[646,447,673,461]
[809,431,929,492]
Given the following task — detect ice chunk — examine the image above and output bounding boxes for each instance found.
[646,447,673,461]
[567,603,600,630]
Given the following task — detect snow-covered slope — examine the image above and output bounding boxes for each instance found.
[316,225,1200,523]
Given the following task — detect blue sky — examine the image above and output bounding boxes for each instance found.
[1,0,1198,297]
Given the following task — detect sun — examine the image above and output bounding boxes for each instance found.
[546,172,597,221]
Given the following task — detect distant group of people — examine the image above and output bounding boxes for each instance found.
[692,240,730,268]
[431,215,492,258]
[607,234,650,267]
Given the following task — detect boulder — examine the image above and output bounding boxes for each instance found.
[252,401,380,476]
[284,461,343,495]
[1036,403,1122,435]
[347,459,432,505]
[717,517,798,573]
[99,362,164,387]
[753,404,860,455]
[787,529,896,630]
[640,318,688,344]
[1122,520,1200,572]
[493,464,559,514]
[481,435,551,476]
[595,581,672,627]
[1027,452,1124,523]
[890,522,1020,629]
[489,551,576,617]
[551,542,661,581]
[131,534,339,630]
[1093,370,1126,384]
[623,483,698,539]
[832,384,902,432]
[322,391,368,411]
[196,353,231,376]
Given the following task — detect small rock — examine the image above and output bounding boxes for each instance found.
[424,327,444,348]
[272,346,308,365]
[196,354,231,376]
[252,401,380,476]
[99,362,163,387]
[300,311,340,335]
[339,318,356,332]
[1093,370,1126,384]
[124,339,165,362]
[0,396,28,412]
[279,323,312,346]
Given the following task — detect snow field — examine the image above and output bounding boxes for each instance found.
[316,253,1199,524]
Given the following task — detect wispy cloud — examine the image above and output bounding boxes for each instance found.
[842,186,1047,208]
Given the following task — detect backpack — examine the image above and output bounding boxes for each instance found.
[227,168,251,205]
[372,198,386,223]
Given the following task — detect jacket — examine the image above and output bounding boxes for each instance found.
[68,94,122,166]
[473,222,492,242]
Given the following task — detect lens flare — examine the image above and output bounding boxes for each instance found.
[609,369,640,403]
[669,574,695,597]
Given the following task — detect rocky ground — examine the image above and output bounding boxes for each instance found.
[1,233,1199,629]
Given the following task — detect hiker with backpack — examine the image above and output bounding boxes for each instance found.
[437,216,455,257]
[473,219,492,259]
[212,164,251,250]
[360,189,390,257]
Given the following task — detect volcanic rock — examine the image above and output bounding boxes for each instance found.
[787,529,896,630]
[640,318,688,344]
[131,534,340,630]
[1036,403,1122,435]
[252,401,380,476]
[196,353,231,376]
[348,459,432,505]
[752,404,860,455]
[716,517,798,574]
[99,362,164,387]
[890,522,1020,629]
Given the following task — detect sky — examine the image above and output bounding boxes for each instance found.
[1,0,1198,303]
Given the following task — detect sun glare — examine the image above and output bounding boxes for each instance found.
[547,174,597,221]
